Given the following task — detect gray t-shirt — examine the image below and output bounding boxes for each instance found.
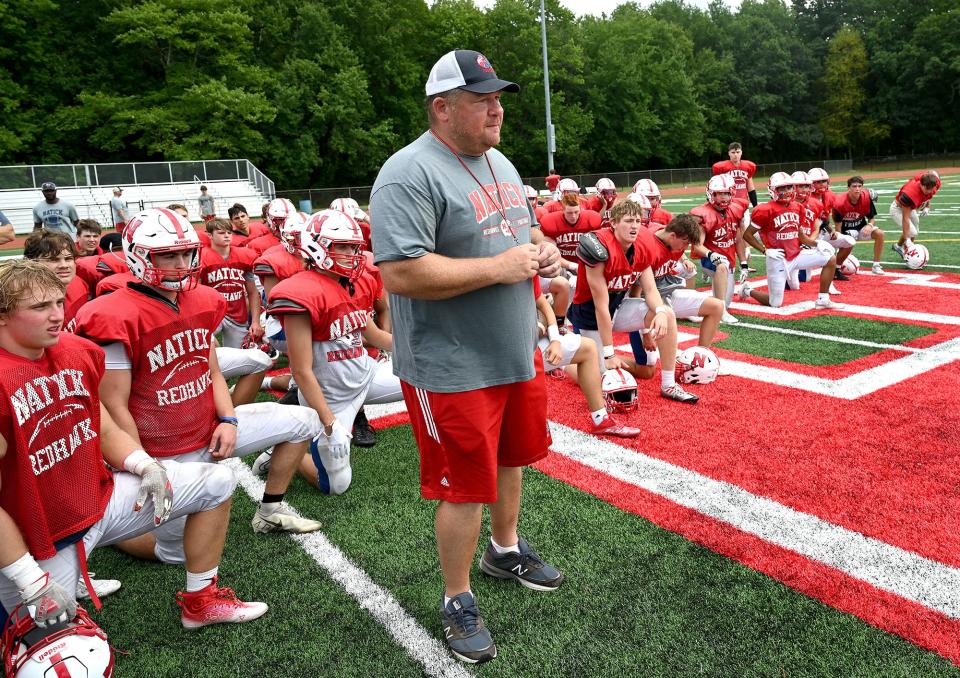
[33,199,79,237]
[198,194,215,216]
[0,210,9,226]
[110,197,126,225]
[370,131,538,393]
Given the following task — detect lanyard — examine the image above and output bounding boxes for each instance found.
[430,130,521,246]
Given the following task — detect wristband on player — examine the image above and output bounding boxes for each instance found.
[654,305,668,316]
[740,261,749,270]
[602,345,615,359]
[748,190,758,207]
[1,553,45,592]
[218,416,239,426]
[547,324,561,342]
[122,449,153,476]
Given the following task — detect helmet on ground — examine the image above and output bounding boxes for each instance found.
[3,605,114,678]
[706,174,736,209]
[601,368,638,412]
[675,346,720,384]
[123,208,201,291]
[904,243,929,270]
[300,210,365,280]
[840,254,860,276]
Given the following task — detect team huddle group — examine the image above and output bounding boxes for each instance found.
[0,141,943,673]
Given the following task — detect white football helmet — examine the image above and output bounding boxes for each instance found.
[623,192,653,225]
[675,346,720,384]
[557,178,580,194]
[524,185,538,202]
[266,198,296,235]
[808,167,830,194]
[839,254,860,276]
[300,210,365,280]
[280,212,307,255]
[329,197,360,213]
[905,243,929,270]
[632,179,662,209]
[123,208,201,291]
[348,206,369,223]
[768,172,796,204]
[594,178,617,207]
[3,605,114,678]
[706,174,735,209]
[791,171,813,199]
[601,368,638,412]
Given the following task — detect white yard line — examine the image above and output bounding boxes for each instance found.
[547,423,960,620]
[731,322,922,352]
[225,459,471,678]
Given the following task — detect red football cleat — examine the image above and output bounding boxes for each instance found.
[592,416,641,438]
[176,577,268,629]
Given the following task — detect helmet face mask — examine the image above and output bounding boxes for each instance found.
[3,605,114,678]
[706,174,735,209]
[601,368,638,412]
[266,198,296,235]
[791,171,812,200]
[301,210,365,281]
[632,179,661,209]
[123,209,201,291]
[768,172,796,204]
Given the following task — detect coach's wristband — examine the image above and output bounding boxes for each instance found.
[547,324,561,342]
[602,345,615,359]
[218,416,239,426]
[654,305,668,316]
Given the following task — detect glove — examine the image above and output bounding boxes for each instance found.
[815,240,835,257]
[314,419,352,459]
[20,573,77,628]
[737,266,748,284]
[707,251,726,268]
[765,248,786,261]
[921,206,930,217]
[125,450,173,526]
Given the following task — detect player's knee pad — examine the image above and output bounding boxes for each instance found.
[202,462,238,505]
[216,346,271,379]
[310,439,352,495]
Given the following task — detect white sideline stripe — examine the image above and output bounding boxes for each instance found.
[876,260,960,270]
[733,322,921,352]
[890,277,960,290]
[225,459,471,678]
[728,299,960,325]
[547,422,960,619]
[719,337,960,399]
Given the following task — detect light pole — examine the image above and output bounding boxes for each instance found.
[540,0,555,174]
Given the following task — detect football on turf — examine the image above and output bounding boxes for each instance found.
[675,346,720,384]
[905,244,929,270]
[840,255,860,276]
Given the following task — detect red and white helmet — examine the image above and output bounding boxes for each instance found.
[768,172,796,204]
[808,167,830,193]
[595,178,617,207]
[706,174,735,209]
[347,206,369,223]
[3,605,114,678]
[300,210,365,280]
[122,208,201,291]
[524,185,538,202]
[266,198,296,235]
[675,346,720,384]
[280,212,307,255]
[329,197,360,213]
[791,171,813,199]
[623,192,653,225]
[601,368,638,412]
[904,243,929,270]
[839,254,860,276]
[557,178,579,194]
[632,179,661,209]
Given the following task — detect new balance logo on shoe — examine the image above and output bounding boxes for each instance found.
[511,563,529,577]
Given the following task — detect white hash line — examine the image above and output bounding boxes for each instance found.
[224,458,471,678]
[547,422,960,620]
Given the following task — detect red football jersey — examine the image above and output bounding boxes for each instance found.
[832,191,874,229]
[63,276,89,325]
[691,200,746,266]
[814,188,836,223]
[712,159,757,199]
[73,285,226,457]
[542,196,591,213]
[75,252,128,296]
[0,334,113,559]
[538,209,603,262]
[796,195,823,238]
[95,272,138,297]
[897,175,941,211]
[199,247,258,325]
[646,207,674,230]
[268,269,379,343]
[571,228,641,306]
[197,231,212,248]
[245,221,271,239]
[253,245,305,282]
[751,200,803,261]
[243,232,281,256]
[533,205,548,225]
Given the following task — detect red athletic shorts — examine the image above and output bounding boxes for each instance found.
[202,214,216,222]
[401,352,551,504]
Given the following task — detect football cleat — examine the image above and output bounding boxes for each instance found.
[828,283,841,295]
[76,574,122,601]
[721,311,739,324]
[891,243,905,260]
[440,593,497,664]
[176,577,268,629]
[833,269,850,281]
[592,416,641,438]
[352,409,377,448]
[871,262,885,275]
[815,297,836,309]
[660,383,699,404]
[252,505,322,534]
[736,283,753,301]
[251,448,272,476]
[479,538,564,591]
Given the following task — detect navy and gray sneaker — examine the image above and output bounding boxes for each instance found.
[479,538,564,591]
[892,243,905,260]
[440,592,496,664]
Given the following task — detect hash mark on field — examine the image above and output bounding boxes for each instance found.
[732,322,922,352]
[225,459,471,678]
[548,423,960,619]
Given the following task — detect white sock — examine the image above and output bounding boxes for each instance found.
[818,292,829,302]
[646,349,660,366]
[444,590,472,607]
[590,408,607,425]
[288,376,297,390]
[491,537,520,555]
[186,566,218,592]
[258,501,280,517]
[661,369,676,389]
[260,376,273,390]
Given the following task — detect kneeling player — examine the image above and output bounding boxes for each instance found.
[264,210,404,495]
[0,260,266,631]
[74,209,324,541]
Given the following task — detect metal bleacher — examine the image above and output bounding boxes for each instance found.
[0,159,276,234]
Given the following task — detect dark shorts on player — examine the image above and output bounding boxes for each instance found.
[401,352,551,504]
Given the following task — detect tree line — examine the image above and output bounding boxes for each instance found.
[2,0,957,189]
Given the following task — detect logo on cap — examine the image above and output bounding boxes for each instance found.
[476,54,494,73]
